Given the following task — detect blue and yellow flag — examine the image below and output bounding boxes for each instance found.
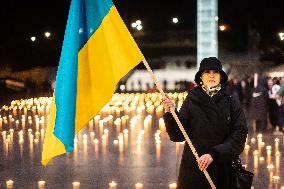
[42,0,144,165]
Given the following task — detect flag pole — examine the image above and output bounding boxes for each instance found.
[142,59,216,189]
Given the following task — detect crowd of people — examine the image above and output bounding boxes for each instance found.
[227,75,284,133]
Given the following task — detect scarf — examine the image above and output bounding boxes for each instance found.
[201,84,222,97]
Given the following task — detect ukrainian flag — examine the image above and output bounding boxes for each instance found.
[42,0,144,165]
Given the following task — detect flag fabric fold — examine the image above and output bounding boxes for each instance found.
[42,0,144,165]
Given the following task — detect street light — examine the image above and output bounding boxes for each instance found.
[131,20,143,31]
[219,25,226,31]
[131,23,137,28]
[136,25,143,31]
[136,20,142,25]
[278,32,284,41]
[215,16,219,21]
[44,32,51,38]
[30,36,36,42]
[172,17,179,24]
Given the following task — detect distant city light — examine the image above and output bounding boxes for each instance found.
[136,20,142,25]
[30,36,36,42]
[215,16,219,21]
[172,17,179,24]
[219,25,226,31]
[44,32,51,38]
[278,32,284,41]
[120,85,126,91]
[131,20,143,31]
[131,23,137,28]
[136,25,143,31]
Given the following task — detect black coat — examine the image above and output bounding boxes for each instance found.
[163,85,248,189]
[251,85,269,121]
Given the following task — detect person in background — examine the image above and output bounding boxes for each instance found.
[267,78,280,131]
[251,77,269,132]
[277,77,284,132]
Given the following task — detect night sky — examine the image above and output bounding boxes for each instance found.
[0,0,284,70]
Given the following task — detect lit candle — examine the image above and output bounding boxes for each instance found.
[266,146,271,165]
[41,129,45,137]
[259,156,264,163]
[0,117,2,130]
[156,142,161,161]
[266,146,271,157]
[257,134,262,142]
[169,182,177,189]
[38,181,45,189]
[159,118,165,131]
[260,142,265,147]
[6,180,14,189]
[135,183,143,189]
[267,164,274,170]
[72,181,80,189]
[275,138,279,151]
[89,119,94,128]
[272,176,280,183]
[90,132,95,137]
[109,181,117,189]
[2,131,6,140]
[104,129,109,135]
[253,155,258,174]
[113,140,118,145]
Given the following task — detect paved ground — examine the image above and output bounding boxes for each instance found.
[0,94,283,189]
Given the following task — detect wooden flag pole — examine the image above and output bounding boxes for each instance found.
[142,59,216,189]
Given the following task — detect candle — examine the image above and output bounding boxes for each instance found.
[109,181,117,189]
[254,73,258,88]
[6,180,14,189]
[72,181,80,189]
[169,182,177,189]
[257,134,262,141]
[113,140,119,145]
[267,164,274,170]
[275,138,279,151]
[259,157,264,163]
[272,176,280,183]
[135,183,143,189]
[159,118,165,131]
[0,117,2,130]
[156,142,161,161]
[38,181,45,189]
[266,146,271,162]
[253,155,258,174]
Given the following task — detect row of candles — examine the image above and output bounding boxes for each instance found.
[242,133,284,188]
[5,180,178,189]
[1,94,284,188]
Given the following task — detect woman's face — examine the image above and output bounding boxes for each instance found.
[201,70,221,87]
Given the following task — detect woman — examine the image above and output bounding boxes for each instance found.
[162,57,248,189]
